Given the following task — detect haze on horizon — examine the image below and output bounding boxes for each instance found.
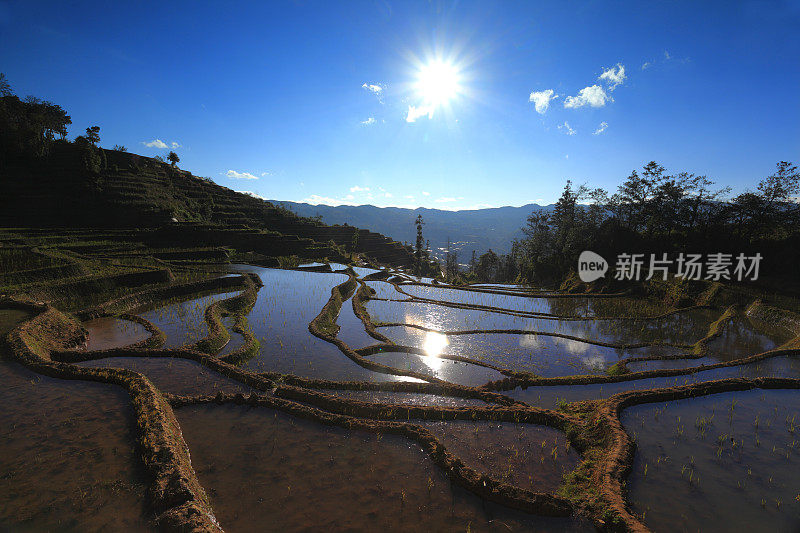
[1,0,798,210]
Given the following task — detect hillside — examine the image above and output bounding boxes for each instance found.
[274,200,554,260]
[0,143,414,267]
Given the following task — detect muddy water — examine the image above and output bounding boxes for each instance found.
[137,291,238,348]
[420,421,580,493]
[176,404,592,532]
[82,317,151,350]
[623,389,800,532]
[0,360,149,531]
[77,357,254,396]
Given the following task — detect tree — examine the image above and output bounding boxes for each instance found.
[167,151,180,166]
[476,250,500,282]
[85,126,100,146]
[444,238,459,281]
[414,214,425,274]
[113,144,127,152]
[0,73,11,97]
[731,161,799,238]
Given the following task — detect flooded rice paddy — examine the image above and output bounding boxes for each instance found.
[0,359,149,531]
[176,404,592,532]
[623,389,800,532]
[3,264,800,531]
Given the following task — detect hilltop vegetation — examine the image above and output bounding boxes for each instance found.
[0,75,414,268]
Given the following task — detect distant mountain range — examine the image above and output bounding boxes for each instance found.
[272,201,555,261]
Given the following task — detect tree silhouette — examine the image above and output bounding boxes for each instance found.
[167,151,180,166]
[85,126,100,146]
[414,214,425,275]
[0,73,12,97]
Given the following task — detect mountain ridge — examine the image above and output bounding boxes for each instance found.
[272,200,555,259]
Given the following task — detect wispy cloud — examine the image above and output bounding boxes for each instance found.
[406,104,434,123]
[422,191,431,196]
[641,61,651,70]
[142,139,168,149]
[558,121,577,135]
[361,117,376,125]
[593,121,609,135]
[170,141,181,149]
[435,197,458,203]
[238,190,266,200]
[598,63,626,90]
[564,85,611,109]
[350,185,370,192]
[529,89,559,114]
[362,82,384,103]
[226,170,259,180]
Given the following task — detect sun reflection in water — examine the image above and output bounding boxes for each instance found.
[422,331,449,371]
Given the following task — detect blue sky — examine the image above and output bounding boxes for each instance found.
[2,0,798,209]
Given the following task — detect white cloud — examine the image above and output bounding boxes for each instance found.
[406,104,435,123]
[350,185,370,192]
[422,191,431,196]
[563,85,611,108]
[593,122,609,135]
[384,192,393,198]
[261,171,271,177]
[558,121,576,135]
[519,334,543,349]
[171,141,181,149]
[362,82,383,94]
[362,83,385,103]
[226,170,259,180]
[664,50,672,60]
[435,197,457,203]
[404,195,414,199]
[642,61,651,70]
[142,139,169,149]
[238,190,266,200]
[598,63,626,90]
[302,194,358,206]
[528,89,559,114]
[361,117,376,125]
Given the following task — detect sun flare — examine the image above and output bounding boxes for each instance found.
[414,59,462,107]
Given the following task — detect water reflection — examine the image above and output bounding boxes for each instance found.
[422,331,449,370]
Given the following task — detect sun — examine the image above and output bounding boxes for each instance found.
[414,59,463,107]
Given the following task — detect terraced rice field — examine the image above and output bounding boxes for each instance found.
[3,236,800,532]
